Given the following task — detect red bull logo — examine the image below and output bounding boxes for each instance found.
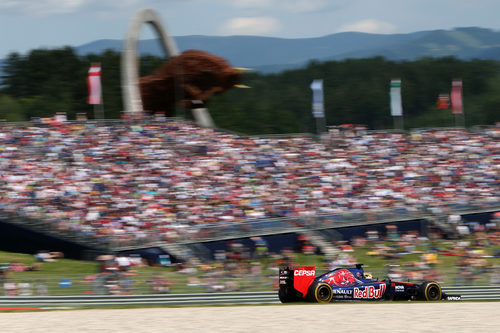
[353,284,386,299]
[324,269,358,287]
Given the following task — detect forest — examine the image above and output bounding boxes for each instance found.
[0,47,499,134]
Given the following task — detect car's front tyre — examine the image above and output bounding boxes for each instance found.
[419,281,442,301]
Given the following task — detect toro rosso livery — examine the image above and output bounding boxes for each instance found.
[279,264,461,303]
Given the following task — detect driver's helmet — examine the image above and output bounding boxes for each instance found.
[364,273,373,280]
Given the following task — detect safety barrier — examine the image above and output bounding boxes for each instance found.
[3,200,498,253]
[0,291,279,307]
[0,287,498,308]
[441,286,500,301]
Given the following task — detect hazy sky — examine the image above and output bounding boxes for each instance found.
[0,0,499,58]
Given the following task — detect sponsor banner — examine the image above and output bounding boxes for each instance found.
[446,295,461,301]
[332,289,352,295]
[87,64,102,105]
[294,269,315,277]
[353,284,386,299]
[331,288,353,299]
[394,285,405,292]
[293,266,315,297]
[390,79,403,116]
[450,79,463,114]
[437,93,450,109]
[310,79,325,118]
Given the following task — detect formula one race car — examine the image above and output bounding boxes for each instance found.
[279,264,461,303]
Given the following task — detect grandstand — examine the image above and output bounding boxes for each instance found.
[0,118,498,262]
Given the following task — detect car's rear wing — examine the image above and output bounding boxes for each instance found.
[279,266,316,298]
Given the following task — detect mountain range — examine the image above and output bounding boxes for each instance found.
[75,27,500,73]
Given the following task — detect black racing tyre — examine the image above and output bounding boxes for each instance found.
[419,281,442,301]
[309,282,333,303]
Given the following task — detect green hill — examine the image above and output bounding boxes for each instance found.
[75,27,500,73]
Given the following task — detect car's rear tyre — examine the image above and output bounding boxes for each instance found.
[419,281,442,301]
[309,282,333,303]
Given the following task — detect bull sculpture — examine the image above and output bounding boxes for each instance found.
[139,49,244,116]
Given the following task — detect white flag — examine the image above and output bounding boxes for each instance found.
[390,79,402,116]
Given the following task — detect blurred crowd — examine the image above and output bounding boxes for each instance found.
[0,119,498,248]
[323,218,500,286]
[1,218,498,296]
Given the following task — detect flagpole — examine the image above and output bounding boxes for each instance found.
[95,62,104,120]
[454,112,465,128]
[94,102,104,120]
[393,115,404,131]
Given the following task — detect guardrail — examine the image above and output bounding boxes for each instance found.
[0,287,498,308]
[0,291,279,307]
[442,286,500,301]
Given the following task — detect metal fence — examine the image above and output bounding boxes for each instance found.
[3,201,499,253]
[0,271,278,297]
[176,203,500,245]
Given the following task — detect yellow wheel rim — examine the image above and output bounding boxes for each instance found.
[424,282,442,301]
[315,283,333,303]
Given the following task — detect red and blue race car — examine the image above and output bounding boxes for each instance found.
[279,264,461,303]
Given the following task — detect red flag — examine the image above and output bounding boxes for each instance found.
[437,94,450,109]
[87,64,102,105]
[450,80,462,114]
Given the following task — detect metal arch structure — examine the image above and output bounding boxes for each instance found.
[121,8,179,114]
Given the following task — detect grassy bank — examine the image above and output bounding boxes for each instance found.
[1,236,498,296]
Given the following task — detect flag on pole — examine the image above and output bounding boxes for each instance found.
[390,79,403,116]
[437,94,450,109]
[310,79,324,118]
[87,64,102,105]
[450,79,463,114]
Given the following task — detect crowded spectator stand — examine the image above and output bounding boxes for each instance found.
[0,117,498,256]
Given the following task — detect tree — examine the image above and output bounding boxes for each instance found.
[0,95,25,121]
[1,46,498,132]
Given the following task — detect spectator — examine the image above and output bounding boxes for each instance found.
[0,120,497,249]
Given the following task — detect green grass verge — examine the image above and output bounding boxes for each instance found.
[1,235,498,297]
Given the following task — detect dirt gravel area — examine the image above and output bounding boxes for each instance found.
[1,302,498,332]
